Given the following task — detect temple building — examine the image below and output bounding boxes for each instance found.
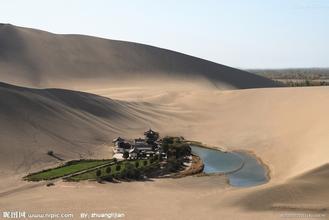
[112,129,161,159]
[112,137,131,153]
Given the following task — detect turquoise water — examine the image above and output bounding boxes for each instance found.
[190,146,243,173]
[191,145,268,187]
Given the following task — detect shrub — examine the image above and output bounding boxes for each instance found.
[46,182,54,187]
[103,175,113,182]
[116,165,121,171]
[96,169,101,177]
[135,161,139,168]
[132,169,141,179]
[47,150,54,156]
[106,166,111,174]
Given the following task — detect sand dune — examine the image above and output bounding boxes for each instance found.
[0,24,327,220]
[1,81,328,219]
[0,23,280,90]
[236,163,329,212]
[0,82,184,177]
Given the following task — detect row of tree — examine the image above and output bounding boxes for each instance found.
[95,158,158,182]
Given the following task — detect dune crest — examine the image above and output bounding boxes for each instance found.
[0,24,280,90]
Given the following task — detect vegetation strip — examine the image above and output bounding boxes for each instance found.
[24,159,114,181]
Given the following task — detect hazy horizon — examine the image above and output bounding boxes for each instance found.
[1,0,328,69]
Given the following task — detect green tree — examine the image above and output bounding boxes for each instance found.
[96,169,101,177]
[162,144,169,154]
[132,169,141,179]
[105,175,113,182]
[106,166,111,174]
[123,151,129,160]
[124,163,134,179]
[162,136,174,145]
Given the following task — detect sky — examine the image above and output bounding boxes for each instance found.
[0,0,328,69]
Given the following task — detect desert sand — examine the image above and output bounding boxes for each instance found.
[0,24,327,220]
[0,23,279,90]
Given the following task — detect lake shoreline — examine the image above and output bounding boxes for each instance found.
[232,149,271,183]
[190,143,271,187]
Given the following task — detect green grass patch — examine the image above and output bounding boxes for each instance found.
[24,159,114,181]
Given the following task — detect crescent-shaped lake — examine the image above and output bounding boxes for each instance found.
[191,145,269,187]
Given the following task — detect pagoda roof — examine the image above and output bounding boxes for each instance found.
[144,128,158,134]
[113,137,124,142]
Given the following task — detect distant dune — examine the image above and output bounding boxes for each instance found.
[0,24,280,90]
